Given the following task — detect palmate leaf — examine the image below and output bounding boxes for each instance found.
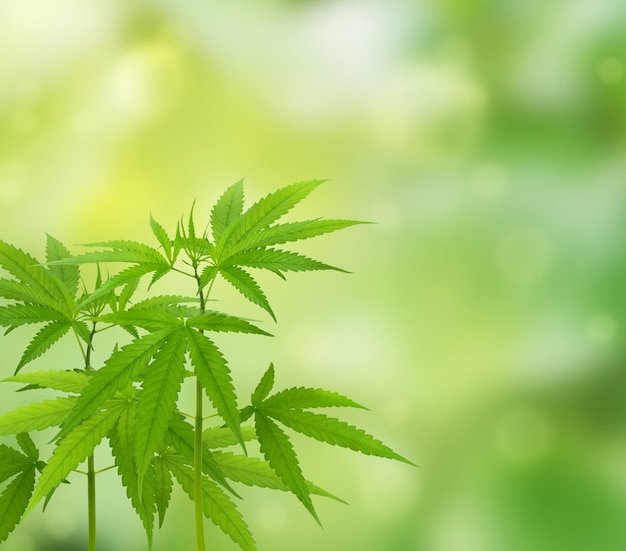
[262,387,367,410]
[0,465,36,544]
[218,180,325,256]
[218,265,275,321]
[203,426,258,449]
[109,400,156,547]
[165,455,257,551]
[211,179,244,244]
[16,320,72,374]
[166,413,237,495]
[5,369,90,393]
[0,240,69,308]
[134,328,187,489]
[0,304,67,328]
[186,328,245,451]
[225,248,346,273]
[212,451,347,504]
[0,396,77,435]
[46,234,79,299]
[225,219,366,257]
[187,311,271,336]
[56,329,173,441]
[0,445,32,482]
[26,400,126,515]
[254,411,319,524]
[0,279,66,312]
[261,408,415,466]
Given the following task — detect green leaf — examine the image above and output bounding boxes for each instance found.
[226,248,346,273]
[254,411,319,524]
[109,400,155,547]
[227,219,366,257]
[0,304,66,328]
[46,234,79,298]
[150,214,172,262]
[96,308,182,332]
[134,328,187,489]
[51,240,168,265]
[166,456,257,551]
[219,266,275,321]
[199,265,219,288]
[152,455,173,528]
[262,387,367,410]
[4,369,90,394]
[220,180,325,255]
[251,364,275,406]
[0,397,77,435]
[212,451,347,503]
[16,321,72,373]
[0,279,66,312]
[166,412,238,496]
[16,433,38,461]
[0,240,68,307]
[187,311,271,336]
[27,401,125,514]
[186,329,245,452]
[262,408,415,466]
[0,466,36,544]
[57,329,173,440]
[211,179,245,244]
[203,426,257,449]
[0,445,31,482]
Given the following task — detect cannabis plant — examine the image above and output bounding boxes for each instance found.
[0,180,413,550]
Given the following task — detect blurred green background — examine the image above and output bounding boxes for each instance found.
[1,1,626,550]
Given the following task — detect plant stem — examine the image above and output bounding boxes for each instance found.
[87,454,96,551]
[193,267,209,551]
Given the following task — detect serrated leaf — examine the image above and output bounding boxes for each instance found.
[199,265,218,288]
[152,455,173,528]
[27,401,125,514]
[203,426,257,449]
[0,466,36,544]
[16,321,71,373]
[46,234,79,298]
[219,180,325,256]
[134,328,187,489]
[226,248,346,273]
[166,412,237,495]
[0,445,31,482]
[16,433,38,461]
[0,304,66,328]
[211,180,245,244]
[118,278,140,311]
[187,311,271,336]
[57,330,173,440]
[50,240,168,265]
[212,451,347,503]
[4,370,89,393]
[128,295,199,311]
[0,279,65,312]
[0,240,68,307]
[251,364,275,406]
[263,408,415,465]
[219,266,275,321]
[0,397,77,436]
[109,400,155,546]
[96,308,182,332]
[150,214,172,262]
[226,219,365,257]
[166,456,257,551]
[254,411,319,524]
[186,329,245,452]
[262,387,367,410]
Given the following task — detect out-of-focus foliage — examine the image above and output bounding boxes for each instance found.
[1,0,625,549]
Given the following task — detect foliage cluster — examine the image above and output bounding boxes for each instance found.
[0,180,412,550]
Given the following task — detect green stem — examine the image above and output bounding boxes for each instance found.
[88,454,96,551]
[193,267,209,551]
